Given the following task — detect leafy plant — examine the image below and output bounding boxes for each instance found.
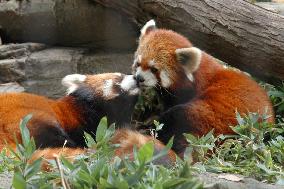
[5,115,202,189]
[185,112,284,184]
[261,82,284,120]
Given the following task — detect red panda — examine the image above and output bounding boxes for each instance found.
[132,20,275,156]
[30,129,176,170]
[0,73,139,149]
[0,72,176,167]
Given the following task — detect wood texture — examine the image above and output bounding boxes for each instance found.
[95,0,284,84]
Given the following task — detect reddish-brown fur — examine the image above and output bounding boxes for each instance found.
[30,129,176,171]
[134,27,274,155]
[0,73,176,168]
[0,93,82,150]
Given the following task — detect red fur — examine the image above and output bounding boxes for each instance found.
[0,73,176,168]
[134,27,274,155]
[30,129,176,171]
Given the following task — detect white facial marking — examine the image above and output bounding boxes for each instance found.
[138,55,142,63]
[120,75,140,95]
[120,75,135,91]
[103,79,114,98]
[148,60,155,67]
[186,73,194,82]
[141,19,156,36]
[114,73,122,76]
[61,74,86,95]
[136,67,158,87]
[160,70,172,88]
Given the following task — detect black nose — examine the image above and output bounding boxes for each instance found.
[135,75,145,83]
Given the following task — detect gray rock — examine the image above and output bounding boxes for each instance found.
[0,58,26,83]
[0,43,46,83]
[0,0,137,50]
[78,52,134,75]
[0,43,46,60]
[0,82,25,93]
[0,172,13,189]
[198,172,283,189]
[23,47,82,98]
[0,43,134,98]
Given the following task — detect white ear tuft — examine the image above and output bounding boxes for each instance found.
[140,19,156,37]
[62,74,86,94]
[176,47,202,73]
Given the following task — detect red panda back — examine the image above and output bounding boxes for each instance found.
[0,93,57,148]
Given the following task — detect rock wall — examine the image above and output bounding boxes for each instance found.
[0,43,133,97]
[0,0,137,97]
[0,0,138,50]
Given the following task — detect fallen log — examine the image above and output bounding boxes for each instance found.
[95,0,284,84]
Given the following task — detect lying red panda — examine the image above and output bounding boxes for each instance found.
[0,72,176,166]
[30,129,176,170]
[132,20,274,156]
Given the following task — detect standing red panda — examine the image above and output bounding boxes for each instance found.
[132,20,274,156]
[0,72,176,166]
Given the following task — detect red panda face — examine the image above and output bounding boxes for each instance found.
[62,73,140,125]
[62,73,140,100]
[132,20,202,89]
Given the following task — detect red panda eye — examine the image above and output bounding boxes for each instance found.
[151,67,158,73]
[136,62,141,67]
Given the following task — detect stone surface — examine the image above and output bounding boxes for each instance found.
[0,43,46,84]
[78,52,134,75]
[0,43,134,98]
[0,171,283,189]
[0,82,25,93]
[22,47,82,98]
[0,43,46,60]
[198,172,283,189]
[0,58,26,83]
[0,0,138,50]
[0,172,13,189]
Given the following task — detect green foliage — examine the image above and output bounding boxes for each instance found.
[4,115,202,189]
[185,112,284,185]
[132,88,164,127]
[261,82,284,120]
[268,82,284,117]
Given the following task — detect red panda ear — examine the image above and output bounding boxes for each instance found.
[61,74,87,94]
[175,47,202,74]
[140,19,156,40]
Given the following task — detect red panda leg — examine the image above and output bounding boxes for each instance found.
[157,100,222,157]
[27,118,77,148]
[157,104,193,156]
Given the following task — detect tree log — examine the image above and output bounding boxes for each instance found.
[94,0,284,84]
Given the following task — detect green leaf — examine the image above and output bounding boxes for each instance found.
[24,158,42,179]
[12,172,26,189]
[235,111,244,125]
[60,155,75,170]
[151,137,174,163]
[84,132,96,148]
[96,117,108,142]
[19,114,33,148]
[138,142,154,163]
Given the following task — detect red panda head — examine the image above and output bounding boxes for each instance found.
[62,73,139,99]
[61,73,139,125]
[132,20,202,90]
